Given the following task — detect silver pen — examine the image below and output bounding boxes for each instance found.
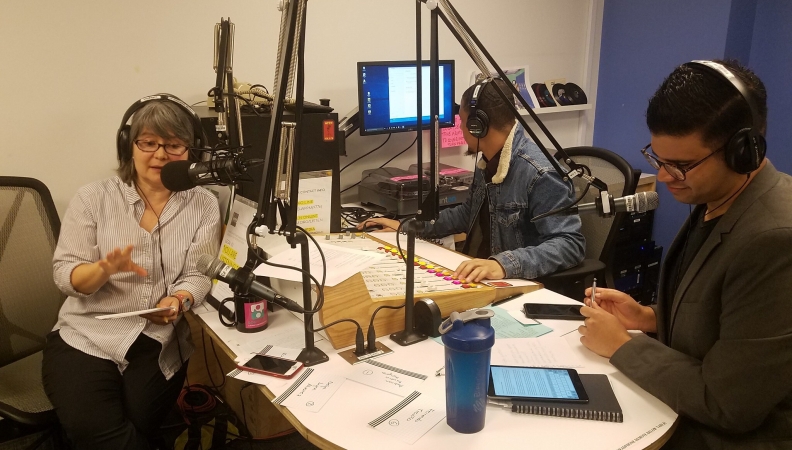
[591,278,597,305]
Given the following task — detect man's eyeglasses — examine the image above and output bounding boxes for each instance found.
[641,144,722,181]
[134,140,189,156]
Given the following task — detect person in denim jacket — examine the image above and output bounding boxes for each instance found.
[360,78,585,282]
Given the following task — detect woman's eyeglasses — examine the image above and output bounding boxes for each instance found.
[134,140,189,156]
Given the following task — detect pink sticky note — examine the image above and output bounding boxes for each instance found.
[441,115,467,148]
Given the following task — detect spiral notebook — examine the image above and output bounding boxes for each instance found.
[511,374,623,422]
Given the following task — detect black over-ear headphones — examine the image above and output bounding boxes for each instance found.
[116,93,206,163]
[467,78,492,139]
[685,60,766,174]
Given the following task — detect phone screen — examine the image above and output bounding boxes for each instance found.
[242,355,299,376]
[488,366,588,403]
[523,303,584,320]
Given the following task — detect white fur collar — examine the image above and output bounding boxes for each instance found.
[476,123,517,184]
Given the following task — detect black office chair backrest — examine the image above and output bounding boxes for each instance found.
[555,147,638,284]
[0,177,64,367]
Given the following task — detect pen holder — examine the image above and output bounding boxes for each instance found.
[219,293,268,333]
[440,310,495,433]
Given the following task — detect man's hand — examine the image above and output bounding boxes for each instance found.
[453,259,506,283]
[98,245,148,277]
[356,218,400,232]
[141,297,179,325]
[578,298,632,358]
[584,287,656,333]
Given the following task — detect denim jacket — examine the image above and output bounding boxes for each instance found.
[421,123,585,279]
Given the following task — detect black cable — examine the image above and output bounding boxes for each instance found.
[367,304,405,350]
[200,328,225,391]
[136,184,195,421]
[341,135,419,194]
[340,134,391,173]
[250,84,269,94]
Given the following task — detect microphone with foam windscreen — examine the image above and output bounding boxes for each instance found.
[559,191,659,217]
[161,155,264,192]
[196,254,306,313]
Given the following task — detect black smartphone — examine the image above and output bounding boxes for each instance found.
[237,354,303,379]
[488,366,589,403]
[523,303,584,320]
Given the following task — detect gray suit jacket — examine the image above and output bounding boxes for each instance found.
[611,161,792,449]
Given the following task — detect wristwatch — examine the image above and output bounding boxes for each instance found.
[173,293,192,312]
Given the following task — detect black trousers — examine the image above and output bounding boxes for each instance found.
[42,331,187,450]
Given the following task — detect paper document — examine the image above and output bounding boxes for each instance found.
[96,306,174,320]
[346,359,427,397]
[368,391,446,444]
[273,368,346,413]
[491,337,585,368]
[254,242,385,287]
[209,196,259,303]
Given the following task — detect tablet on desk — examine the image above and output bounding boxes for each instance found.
[95,306,175,320]
[488,366,589,403]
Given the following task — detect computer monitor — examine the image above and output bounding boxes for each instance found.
[357,60,455,136]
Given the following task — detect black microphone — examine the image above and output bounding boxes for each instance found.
[161,155,264,192]
[196,254,306,313]
[561,191,659,217]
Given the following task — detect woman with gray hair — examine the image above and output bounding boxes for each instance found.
[42,94,221,449]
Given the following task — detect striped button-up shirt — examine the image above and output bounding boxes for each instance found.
[53,176,221,379]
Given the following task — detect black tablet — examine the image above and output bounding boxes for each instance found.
[488,366,589,403]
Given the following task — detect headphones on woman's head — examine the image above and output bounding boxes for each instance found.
[116,93,206,163]
[685,60,766,174]
[467,78,492,139]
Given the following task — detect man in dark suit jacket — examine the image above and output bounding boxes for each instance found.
[578,59,792,449]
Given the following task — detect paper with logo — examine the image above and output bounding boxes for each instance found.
[208,196,258,304]
[368,391,446,444]
[346,359,427,397]
[272,368,346,413]
[440,115,466,148]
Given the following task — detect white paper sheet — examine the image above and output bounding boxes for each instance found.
[253,241,385,287]
[491,337,585,368]
[273,368,346,413]
[368,391,446,444]
[346,359,427,397]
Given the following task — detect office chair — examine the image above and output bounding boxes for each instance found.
[536,147,639,300]
[0,177,65,448]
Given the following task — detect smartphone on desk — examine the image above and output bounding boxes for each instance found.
[524,303,584,321]
[488,366,589,403]
[237,354,304,379]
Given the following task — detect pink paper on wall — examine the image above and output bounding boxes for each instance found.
[441,115,467,148]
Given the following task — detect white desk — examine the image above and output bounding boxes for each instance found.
[191,287,677,449]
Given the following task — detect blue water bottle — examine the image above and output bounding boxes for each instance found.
[440,309,495,433]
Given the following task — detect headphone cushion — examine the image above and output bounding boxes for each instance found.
[468,109,489,138]
[117,125,131,162]
[726,128,766,173]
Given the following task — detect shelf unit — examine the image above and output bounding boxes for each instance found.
[527,104,593,115]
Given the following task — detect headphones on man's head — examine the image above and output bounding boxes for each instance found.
[116,93,206,163]
[685,60,766,174]
[467,78,492,139]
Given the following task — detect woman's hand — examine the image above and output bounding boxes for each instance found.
[71,245,148,295]
[583,287,656,333]
[98,245,148,277]
[142,296,179,325]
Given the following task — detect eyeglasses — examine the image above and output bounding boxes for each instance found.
[641,144,722,181]
[134,139,189,156]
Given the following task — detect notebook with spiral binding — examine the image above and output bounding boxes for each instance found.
[511,374,623,422]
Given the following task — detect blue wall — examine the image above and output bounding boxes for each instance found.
[594,0,792,255]
[750,1,792,174]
